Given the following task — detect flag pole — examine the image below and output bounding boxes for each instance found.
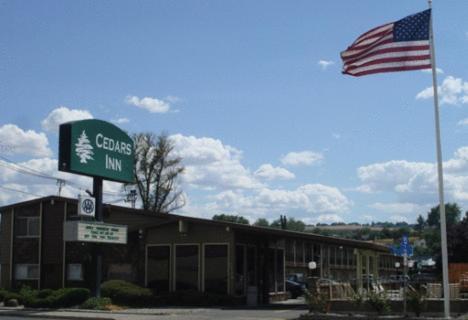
[428,0,450,318]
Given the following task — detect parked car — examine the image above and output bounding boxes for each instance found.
[285,279,306,299]
[287,273,308,288]
[410,273,437,284]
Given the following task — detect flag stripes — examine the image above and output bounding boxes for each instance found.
[341,10,431,77]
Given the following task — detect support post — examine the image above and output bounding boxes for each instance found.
[403,254,407,315]
[428,1,450,318]
[93,177,103,298]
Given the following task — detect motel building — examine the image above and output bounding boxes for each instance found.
[0,196,399,304]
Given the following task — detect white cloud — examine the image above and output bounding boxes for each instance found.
[171,134,262,190]
[41,106,93,132]
[208,184,352,218]
[357,146,468,206]
[0,124,52,157]
[332,133,341,140]
[254,164,295,181]
[112,118,130,124]
[389,215,409,223]
[457,118,468,126]
[281,151,323,166]
[126,95,171,113]
[369,202,429,215]
[315,214,344,224]
[421,68,444,74]
[416,76,468,105]
[318,60,335,70]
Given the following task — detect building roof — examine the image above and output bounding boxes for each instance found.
[0,196,389,252]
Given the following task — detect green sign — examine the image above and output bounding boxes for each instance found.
[64,221,127,244]
[59,119,134,183]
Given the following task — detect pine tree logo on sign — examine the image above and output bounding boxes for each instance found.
[75,130,94,164]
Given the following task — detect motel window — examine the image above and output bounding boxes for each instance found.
[175,245,199,291]
[336,247,343,266]
[67,264,83,281]
[350,250,356,266]
[296,241,304,264]
[330,246,336,265]
[268,248,276,292]
[15,264,39,280]
[147,245,171,293]
[276,249,285,292]
[305,243,312,263]
[246,246,256,286]
[313,244,321,265]
[235,245,245,295]
[343,249,348,267]
[204,244,228,294]
[15,217,39,237]
[285,240,294,263]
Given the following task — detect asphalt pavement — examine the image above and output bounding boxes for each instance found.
[0,307,305,320]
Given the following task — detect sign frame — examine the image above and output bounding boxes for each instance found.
[59,119,135,183]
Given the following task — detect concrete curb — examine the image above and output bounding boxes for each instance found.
[0,310,114,320]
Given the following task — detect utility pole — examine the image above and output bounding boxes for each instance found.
[125,189,137,208]
[56,179,65,196]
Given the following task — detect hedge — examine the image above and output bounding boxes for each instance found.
[21,287,90,308]
[81,297,112,310]
[101,280,152,306]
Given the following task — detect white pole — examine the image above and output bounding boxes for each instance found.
[428,1,450,318]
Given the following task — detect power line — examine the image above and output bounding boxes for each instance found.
[0,185,46,198]
[0,156,127,197]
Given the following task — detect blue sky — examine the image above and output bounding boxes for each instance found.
[1,0,468,224]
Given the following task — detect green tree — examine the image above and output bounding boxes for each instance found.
[270,217,306,232]
[427,203,461,227]
[131,133,185,213]
[253,218,270,227]
[415,214,426,233]
[212,214,250,225]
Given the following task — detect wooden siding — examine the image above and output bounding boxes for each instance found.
[41,200,66,289]
[0,209,13,288]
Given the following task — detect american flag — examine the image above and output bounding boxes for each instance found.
[341,9,431,77]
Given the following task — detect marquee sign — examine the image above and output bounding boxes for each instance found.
[64,221,127,244]
[58,119,134,183]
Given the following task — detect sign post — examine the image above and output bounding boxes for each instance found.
[59,119,134,297]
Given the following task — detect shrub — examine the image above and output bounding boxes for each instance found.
[407,289,427,317]
[101,280,152,306]
[367,291,390,315]
[53,288,90,308]
[351,290,366,309]
[303,288,331,313]
[3,292,23,305]
[21,287,90,308]
[37,289,54,298]
[4,298,19,307]
[81,297,112,310]
[0,289,8,302]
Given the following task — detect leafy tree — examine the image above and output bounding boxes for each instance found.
[131,133,185,213]
[212,214,250,225]
[253,218,270,227]
[271,217,306,232]
[427,203,461,227]
[415,214,426,233]
[447,213,468,262]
